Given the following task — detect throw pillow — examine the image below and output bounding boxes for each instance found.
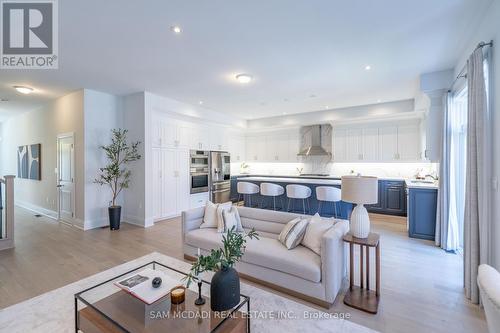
[278,217,309,250]
[216,201,233,233]
[301,213,335,255]
[222,206,244,232]
[200,201,219,229]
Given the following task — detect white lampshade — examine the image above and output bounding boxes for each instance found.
[341,175,378,204]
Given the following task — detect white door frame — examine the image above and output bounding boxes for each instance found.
[56,132,76,225]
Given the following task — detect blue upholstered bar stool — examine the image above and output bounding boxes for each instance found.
[237,182,260,207]
[260,183,285,211]
[316,186,341,217]
[286,184,312,214]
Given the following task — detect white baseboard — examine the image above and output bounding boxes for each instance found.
[123,214,149,228]
[15,201,58,220]
[84,218,109,230]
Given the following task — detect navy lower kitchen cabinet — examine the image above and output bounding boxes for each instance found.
[234,179,353,220]
[408,187,437,241]
[366,180,406,216]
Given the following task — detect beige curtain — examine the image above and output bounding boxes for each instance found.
[464,47,491,304]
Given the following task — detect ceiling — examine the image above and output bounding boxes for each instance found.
[0,0,492,121]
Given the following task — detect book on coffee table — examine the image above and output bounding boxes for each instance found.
[114,268,179,304]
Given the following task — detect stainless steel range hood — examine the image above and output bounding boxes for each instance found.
[297,125,331,157]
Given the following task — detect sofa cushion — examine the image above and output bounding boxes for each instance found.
[200,201,219,229]
[244,236,321,283]
[278,217,309,250]
[185,228,321,283]
[302,213,336,255]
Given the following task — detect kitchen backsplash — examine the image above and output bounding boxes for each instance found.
[231,161,438,179]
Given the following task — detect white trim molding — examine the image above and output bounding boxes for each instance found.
[15,200,58,220]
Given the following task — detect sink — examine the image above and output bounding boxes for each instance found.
[410,180,435,184]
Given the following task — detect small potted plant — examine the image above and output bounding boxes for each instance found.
[94,129,141,230]
[185,227,259,311]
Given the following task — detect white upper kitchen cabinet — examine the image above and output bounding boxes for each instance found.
[190,124,210,151]
[347,128,363,161]
[363,127,379,161]
[397,124,421,160]
[151,117,176,148]
[267,134,290,162]
[210,126,229,151]
[333,128,348,162]
[228,133,246,162]
[176,122,193,149]
[378,126,398,161]
[246,135,267,162]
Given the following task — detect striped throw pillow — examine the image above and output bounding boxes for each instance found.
[278,217,309,250]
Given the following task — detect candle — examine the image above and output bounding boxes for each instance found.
[170,286,186,304]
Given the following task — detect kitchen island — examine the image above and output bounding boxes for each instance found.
[232,175,352,219]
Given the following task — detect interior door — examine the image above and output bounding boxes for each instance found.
[57,135,75,222]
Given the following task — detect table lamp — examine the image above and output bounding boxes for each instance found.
[341,175,378,238]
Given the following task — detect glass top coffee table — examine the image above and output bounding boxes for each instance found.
[74,261,250,333]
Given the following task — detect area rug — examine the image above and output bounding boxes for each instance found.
[0,252,376,332]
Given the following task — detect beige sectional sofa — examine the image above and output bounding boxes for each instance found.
[182,206,349,307]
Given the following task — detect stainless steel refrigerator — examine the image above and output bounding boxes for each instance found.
[209,151,231,203]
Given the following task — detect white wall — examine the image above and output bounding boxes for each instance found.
[455,0,500,270]
[122,92,148,227]
[83,89,122,230]
[247,99,415,129]
[0,90,85,220]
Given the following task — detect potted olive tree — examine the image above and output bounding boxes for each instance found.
[185,227,259,311]
[94,129,141,230]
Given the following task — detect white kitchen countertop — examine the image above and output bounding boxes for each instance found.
[405,179,439,189]
[238,176,341,185]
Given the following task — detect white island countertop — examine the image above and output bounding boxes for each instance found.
[238,176,341,186]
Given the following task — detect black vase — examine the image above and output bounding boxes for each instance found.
[108,206,121,230]
[210,266,240,311]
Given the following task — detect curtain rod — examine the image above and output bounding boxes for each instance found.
[449,40,493,91]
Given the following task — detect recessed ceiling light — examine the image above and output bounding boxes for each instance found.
[198,101,203,105]
[365,65,372,71]
[282,112,287,115]
[325,105,330,110]
[235,74,253,84]
[377,99,382,103]
[171,25,182,34]
[14,86,34,94]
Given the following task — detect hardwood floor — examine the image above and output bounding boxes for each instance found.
[0,208,487,333]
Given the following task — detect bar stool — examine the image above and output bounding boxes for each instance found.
[237,182,260,207]
[286,184,312,214]
[316,186,341,217]
[260,183,285,211]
